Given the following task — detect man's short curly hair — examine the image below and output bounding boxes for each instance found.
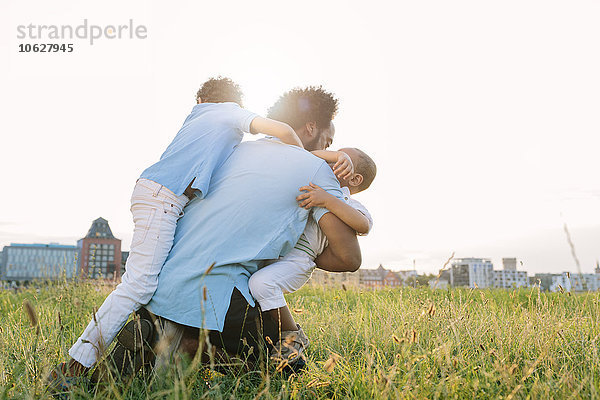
[196,77,244,107]
[266,86,339,130]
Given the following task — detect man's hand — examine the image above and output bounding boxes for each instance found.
[333,151,354,180]
[296,183,335,209]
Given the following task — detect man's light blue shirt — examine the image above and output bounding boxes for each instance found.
[140,102,257,198]
[146,139,343,330]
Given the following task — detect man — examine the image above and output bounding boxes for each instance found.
[60,77,303,380]
[114,86,361,376]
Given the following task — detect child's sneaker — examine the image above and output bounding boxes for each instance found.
[272,324,310,364]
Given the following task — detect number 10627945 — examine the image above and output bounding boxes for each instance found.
[18,43,74,53]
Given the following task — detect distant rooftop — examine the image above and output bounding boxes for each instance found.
[453,258,492,263]
[84,217,115,239]
[8,243,77,249]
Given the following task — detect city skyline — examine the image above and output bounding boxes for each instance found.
[3,229,598,293]
[1,217,597,275]
[1,219,597,276]
[2,213,599,295]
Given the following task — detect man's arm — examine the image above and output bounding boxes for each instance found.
[308,162,361,272]
[314,212,361,272]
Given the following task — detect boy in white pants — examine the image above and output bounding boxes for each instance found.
[248,147,376,363]
[53,77,304,381]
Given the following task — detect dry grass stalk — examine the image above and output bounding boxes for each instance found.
[23,300,39,333]
[410,329,418,343]
[392,334,406,345]
[427,303,436,317]
[265,336,274,346]
[323,353,341,373]
[431,251,455,289]
[205,262,216,275]
[275,359,289,372]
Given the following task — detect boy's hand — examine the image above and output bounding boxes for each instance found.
[296,183,334,209]
[333,152,354,180]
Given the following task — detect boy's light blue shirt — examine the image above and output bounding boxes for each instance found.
[146,139,343,331]
[140,102,257,198]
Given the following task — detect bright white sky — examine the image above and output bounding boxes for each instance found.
[1,0,599,275]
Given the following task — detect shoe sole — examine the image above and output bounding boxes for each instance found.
[116,318,153,351]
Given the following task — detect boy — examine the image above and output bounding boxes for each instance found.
[248,147,376,364]
[54,77,304,380]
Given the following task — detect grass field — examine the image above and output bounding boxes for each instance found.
[1,281,600,399]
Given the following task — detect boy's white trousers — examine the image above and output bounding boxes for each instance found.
[248,249,316,311]
[69,179,188,368]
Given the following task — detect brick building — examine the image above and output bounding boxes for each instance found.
[357,265,414,288]
[359,265,387,288]
[78,217,122,280]
[383,269,403,287]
